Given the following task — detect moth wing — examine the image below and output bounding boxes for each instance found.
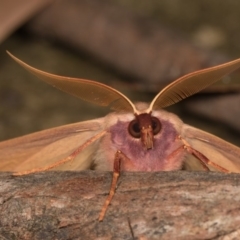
[0,118,105,172]
[182,125,240,173]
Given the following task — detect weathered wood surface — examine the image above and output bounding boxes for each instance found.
[1,171,240,239]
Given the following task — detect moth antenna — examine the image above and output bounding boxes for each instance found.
[7,51,137,113]
[148,58,240,111]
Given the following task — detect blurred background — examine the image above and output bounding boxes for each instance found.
[0,0,240,146]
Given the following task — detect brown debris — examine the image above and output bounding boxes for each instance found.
[0,0,52,43]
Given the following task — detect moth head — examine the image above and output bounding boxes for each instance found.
[128,113,161,149]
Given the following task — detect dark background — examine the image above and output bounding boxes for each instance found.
[0,0,240,146]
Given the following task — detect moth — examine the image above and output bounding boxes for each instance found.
[1,51,240,221]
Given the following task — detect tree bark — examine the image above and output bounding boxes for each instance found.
[1,171,240,239]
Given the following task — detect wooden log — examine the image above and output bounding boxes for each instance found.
[0,171,240,239]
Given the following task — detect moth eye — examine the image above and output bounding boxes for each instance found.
[151,117,161,135]
[128,120,141,138]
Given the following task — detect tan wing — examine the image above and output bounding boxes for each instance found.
[149,58,240,111]
[182,125,240,173]
[0,119,105,172]
[7,51,136,113]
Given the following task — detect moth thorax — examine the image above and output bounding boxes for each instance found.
[128,113,161,150]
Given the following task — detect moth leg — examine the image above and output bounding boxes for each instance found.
[98,150,127,221]
[13,131,106,176]
[184,146,211,171]
[180,136,229,173]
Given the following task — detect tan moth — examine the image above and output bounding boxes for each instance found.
[1,51,240,221]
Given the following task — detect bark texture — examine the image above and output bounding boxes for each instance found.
[1,171,240,239]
